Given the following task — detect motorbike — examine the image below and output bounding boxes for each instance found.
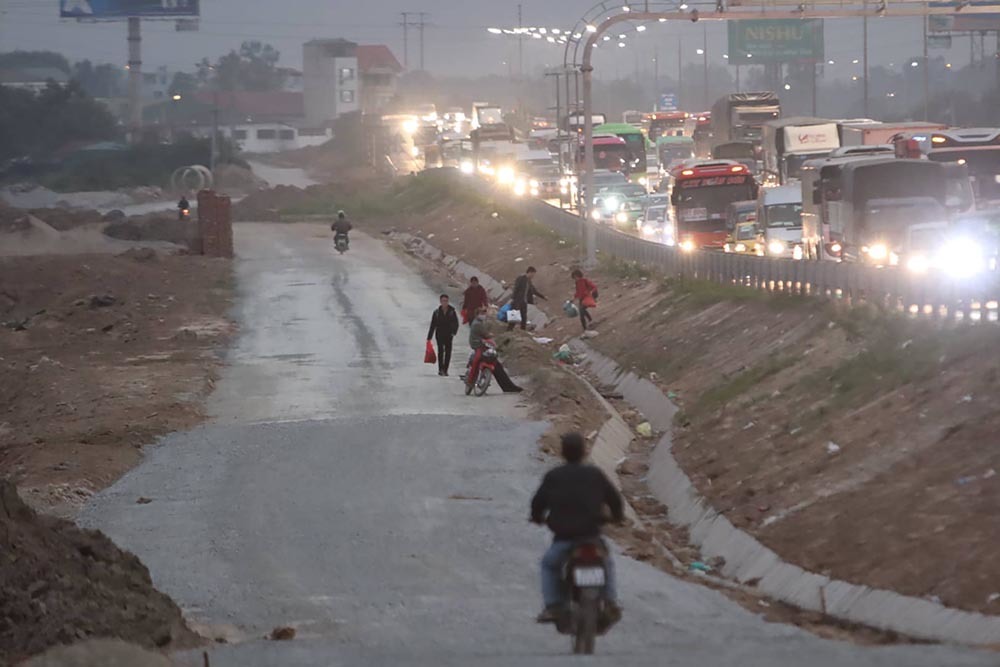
[465,339,497,396]
[178,208,190,221]
[334,233,349,254]
[554,539,617,655]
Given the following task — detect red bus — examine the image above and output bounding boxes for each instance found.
[670,160,759,250]
[648,111,689,142]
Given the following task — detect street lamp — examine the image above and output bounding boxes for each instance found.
[172,93,182,101]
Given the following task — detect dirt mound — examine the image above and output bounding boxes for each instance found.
[104,214,200,251]
[214,163,267,194]
[0,214,187,258]
[0,481,199,664]
[231,184,313,221]
[21,639,172,667]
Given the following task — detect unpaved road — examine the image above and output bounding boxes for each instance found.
[79,223,995,665]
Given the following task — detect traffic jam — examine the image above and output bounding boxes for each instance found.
[410,94,1000,284]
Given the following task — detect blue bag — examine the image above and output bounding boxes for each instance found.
[497,302,511,322]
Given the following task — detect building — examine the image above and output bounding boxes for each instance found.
[303,39,360,128]
[0,66,70,93]
[302,39,402,127]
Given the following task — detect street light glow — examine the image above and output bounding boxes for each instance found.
[723,54,729,59]
[827,59,835,65]
[586,24,597,32]
[622,4,631,11]
[487,27,502,34]
[696,48,704,55]
[172,94,182,101]
[636,25,647,32]
[784,83,791,90]
[618,41,626,48]
[911,61,919,67]
[852,58,860,64]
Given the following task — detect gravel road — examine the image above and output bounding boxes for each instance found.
[80,223,996,666]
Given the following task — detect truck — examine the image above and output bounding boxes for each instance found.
[838,121,946,147]
[761,117,840,185]
[471,104,513,143]
[893,127,1000,209]
[710,92,780,148]
[757,184,804,258]
[801,156,950,265]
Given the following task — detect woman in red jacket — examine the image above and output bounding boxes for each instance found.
[572,269,597,332]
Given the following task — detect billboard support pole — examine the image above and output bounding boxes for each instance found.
[923,6,930,120]
[863,8,869,118]
[127,16,142,141]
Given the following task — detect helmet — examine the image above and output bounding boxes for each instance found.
[337,210,346,220]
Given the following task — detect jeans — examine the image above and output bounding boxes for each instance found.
[435,337,452,374]
[578,299,593,330]
[541,538,618,607]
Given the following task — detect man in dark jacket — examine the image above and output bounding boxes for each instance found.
[508,266,546,331]
[427,294,460,376]
[461,276,489,325]
[531,432,624,623]
[331,210,352,247]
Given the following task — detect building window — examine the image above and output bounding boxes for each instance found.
[233,129,248,140]
[340,89,355,104]
[339,67,355,83]
[257,129,276,140]
[278,129,295,140]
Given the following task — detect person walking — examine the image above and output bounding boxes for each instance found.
[508,266,546,331]
[461,276,490,325]
[427,294,460,376]
[571,269,598,332]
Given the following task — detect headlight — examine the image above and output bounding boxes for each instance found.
[497,166,515,184]
[402,119,418,134]
[768,240,786,256]
[938,237,985,278]
[530,187,539,197]
[603,197,620,212]
[560,185,568,194]
[907,254,930,274]
[410,146,420,158]
[735,243,747,253]
[530,179,539,188]
[615,211,629,224]
[866,243,889,261]
[680,239,695,252]
[591,209,602,221]
[459,161,475,175]
[513,182,526,196]
[792,245,804,261]
[642,224,655,236]
[829,242,842,255]
[639,177,648,186]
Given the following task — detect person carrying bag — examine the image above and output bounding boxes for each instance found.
[571,269,598,332]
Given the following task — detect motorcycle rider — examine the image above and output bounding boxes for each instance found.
[177,195,190,221]
[466,306,522,393]
[331,210,352,248]
[531,432,624,624]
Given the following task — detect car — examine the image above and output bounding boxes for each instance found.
[639,204,673,244]
[593,183,648,228]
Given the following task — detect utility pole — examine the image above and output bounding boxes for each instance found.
[812,61,818,115]
[518,4,524,79]
[417,12,428,71]
[400,12,411,69]
[863,11,869,117]
[653,48,660,98]
[127,17,142,141]
[923,9,930,120]
[702,25,709,109]
[677,37,683,106]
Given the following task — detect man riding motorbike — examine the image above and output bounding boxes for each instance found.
[177,196,190,221]
[530,432,624,623]
[331,210,352,248]
[466,306,522,393]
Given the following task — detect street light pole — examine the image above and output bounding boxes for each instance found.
[703,25,709,109]
[863,10,870,117]
[923,7,930,120]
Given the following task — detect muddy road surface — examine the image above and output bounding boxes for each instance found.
[79,223,995,666]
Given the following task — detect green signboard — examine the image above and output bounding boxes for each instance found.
[727,19,824,64]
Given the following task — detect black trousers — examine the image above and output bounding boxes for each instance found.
[579,299,593,330]
[436,336,453,374]
[507,302,528,330]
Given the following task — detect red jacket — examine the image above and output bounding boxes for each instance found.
[462,284,489,314]
[574,277,597,300]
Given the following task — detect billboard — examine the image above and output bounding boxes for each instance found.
[727,19,823,64]
[657,93,679,112]
[60,0,200,18]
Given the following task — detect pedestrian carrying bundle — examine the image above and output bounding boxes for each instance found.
[424,340,437,364]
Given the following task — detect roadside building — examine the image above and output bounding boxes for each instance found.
[303,39,402,127]
[0,66,70,93]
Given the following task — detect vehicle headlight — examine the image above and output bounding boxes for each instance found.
[402,119,418,134]
[865,243,889,261]
[410,146,420,158]
[603,197,620,212]
[591,209,602,221]
[639,177,648,186]
[792,245,804,261]
[615,211,629,224]
[680,239,695,252]
[938,237,985,278]
[560,185,568,194]
[768,240,786,256]
[513,182,526,196]
[498,166,515,184]
[643,224,655,235]
[829,242,842,255]
[530,187,539,197]
[530,179,539,188]
[460,161,475,175]
[735,243,747,253]
[907,254,930,274]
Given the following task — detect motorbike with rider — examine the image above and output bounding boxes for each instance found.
[531,432,624,652]
[331,210,352,253]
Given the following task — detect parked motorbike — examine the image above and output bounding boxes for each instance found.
[334,234,349,254]
[553,539,617,655]
[465,339,497,396]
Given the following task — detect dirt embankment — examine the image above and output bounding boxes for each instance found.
[336,172,1000,618]
[0,479,199,664]
[0,252,233,517]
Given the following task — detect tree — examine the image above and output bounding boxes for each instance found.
[0,50,72,75]
[72,60,125,98]
[206,41,285,91]
[168,71,200,96]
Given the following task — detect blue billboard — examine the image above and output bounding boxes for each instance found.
[60,0,200,18]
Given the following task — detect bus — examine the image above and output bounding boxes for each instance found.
[623,110,645,127]
[593,122,648,183]
[648,111,689,142]
[582,135,631,173]
[669,160,759,250]
[563,111,608,134]
[656,135,695,171]
[894,128,1000,208]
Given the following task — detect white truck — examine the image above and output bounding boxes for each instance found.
[757,184,804,258]
[761,117,840,185]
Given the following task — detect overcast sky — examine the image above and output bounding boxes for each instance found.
[0,0,969,81]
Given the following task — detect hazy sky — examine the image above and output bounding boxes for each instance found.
[0,0,969,81]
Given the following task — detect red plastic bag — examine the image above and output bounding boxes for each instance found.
[424,340,437,364]
[581,294,597,309]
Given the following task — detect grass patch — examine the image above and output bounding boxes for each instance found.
[601,256,653,280]
[659,276,816,311]
[689,354,798,419]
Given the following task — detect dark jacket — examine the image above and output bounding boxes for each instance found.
[461,284,490,315]
[427,305,459,341]
[511,274,545,307]
[530,463,624,541]
[469,316,490,349]
[332,219,353,235]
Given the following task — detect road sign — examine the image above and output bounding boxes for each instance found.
[727,19,824,64]
[60,0,200,19]
[657,93,678,112]
[928,33,953,48]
